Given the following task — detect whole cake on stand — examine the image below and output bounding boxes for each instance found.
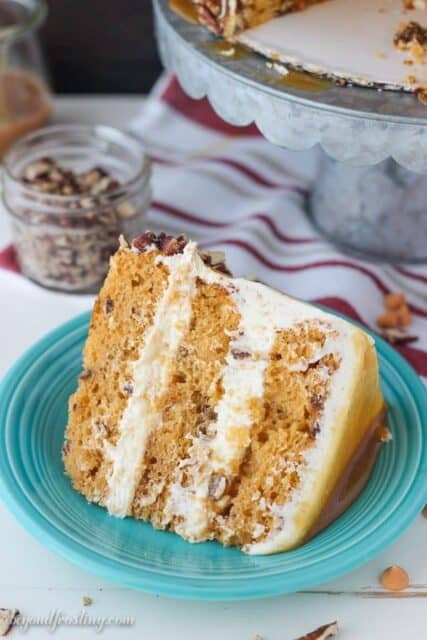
[156,0,427,262]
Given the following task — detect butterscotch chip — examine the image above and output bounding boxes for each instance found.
[395,306,412,327]
[377,311,399,329]
[384,292,406,310]
[380,565,409,591]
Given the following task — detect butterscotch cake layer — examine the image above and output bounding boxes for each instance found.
[63,232,387,555]
[131,279,239,531]
[64,246,170,504]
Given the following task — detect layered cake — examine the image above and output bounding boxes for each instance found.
[193,0,326,38]
[63,233,386,555]
[193,0,427,39]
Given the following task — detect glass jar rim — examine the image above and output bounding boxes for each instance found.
[0,0,47,43]
[3,123,151,211]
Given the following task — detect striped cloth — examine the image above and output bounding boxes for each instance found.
[1,74,426,382]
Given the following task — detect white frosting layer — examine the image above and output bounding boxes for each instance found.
[105,244,197,517]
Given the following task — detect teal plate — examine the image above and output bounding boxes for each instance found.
[0,311,426,600]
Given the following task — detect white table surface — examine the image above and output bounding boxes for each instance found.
[0,96,426,640]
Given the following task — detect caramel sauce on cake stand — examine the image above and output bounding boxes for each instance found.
[204,40,250,60]
[169,0,198,24]
[169,0,331,89]
[274,69,332,92]
[204,39,331,87]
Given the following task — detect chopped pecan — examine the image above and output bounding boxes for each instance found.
[116,201,136,219]
[13,154,149,293]
[380,328,418,345]
[79,369,92,380]
[310,394,324,410]
[231,349,251,359]
[201,402,218,422]
[200,250,231,275]
[309,420,321,437]
[131,232,188,255]
[394,21,427,47]
[96,422,111,437]
[104,298,114,314]
[131,231,157,252]
[0,609,19,636]
[208,474,227,500]
[294,621,339,640]
[160,233,188,256]
[61,439,71,456]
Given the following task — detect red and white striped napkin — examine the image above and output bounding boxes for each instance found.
[1,74,426,381]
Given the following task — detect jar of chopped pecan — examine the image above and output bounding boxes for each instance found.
[2,124,151,292]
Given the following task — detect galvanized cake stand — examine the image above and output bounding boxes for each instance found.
[154,0,427,263]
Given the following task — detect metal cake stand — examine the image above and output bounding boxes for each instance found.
[153,0,427,262]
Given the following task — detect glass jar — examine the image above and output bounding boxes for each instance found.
[0,0,51,156]
[2,124,152,292]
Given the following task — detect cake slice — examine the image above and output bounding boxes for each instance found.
[193,0,327,38]
[63,232,386,555]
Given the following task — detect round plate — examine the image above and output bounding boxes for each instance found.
[0,311,426,600]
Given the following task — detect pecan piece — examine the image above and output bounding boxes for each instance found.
[208,474,227,500]
[394,21,427,47]
[201,402,217,422]
[310,394,323,410]
[131,231,157,252]
[294,621,339,640]
[159,233,188,255]
[380,328,418,345]
[0,609,19,637]
[308,420,321,437]
[231,349,251,359]
[200,250,231,275]
[104,298,114,314]
[62,439,71,456]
